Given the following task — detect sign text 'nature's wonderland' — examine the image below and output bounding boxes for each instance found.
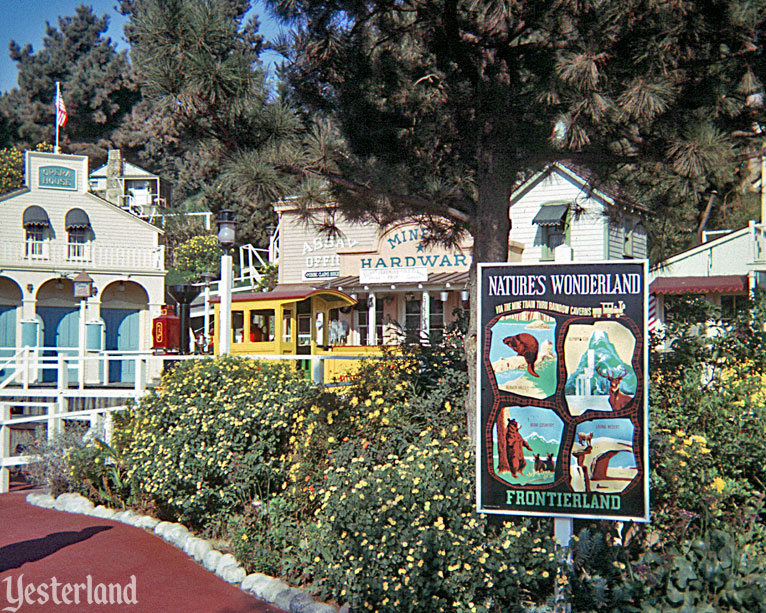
[476,261,649,521]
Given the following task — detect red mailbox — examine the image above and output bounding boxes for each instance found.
[152,305,180,352]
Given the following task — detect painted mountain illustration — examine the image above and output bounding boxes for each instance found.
[565,330,636,395]
[525,432,561,456]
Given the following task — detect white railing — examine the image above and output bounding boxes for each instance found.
[239,244,271,285]
[0,350,390,493]
[0,241,164,271]
[0,347,29,390]
[1,401,128,493]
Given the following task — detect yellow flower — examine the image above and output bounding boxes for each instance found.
[711,477,726,493]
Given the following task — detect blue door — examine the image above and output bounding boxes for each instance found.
[0,305,17,379]
[38,306,79,383]
[103,309,140,383]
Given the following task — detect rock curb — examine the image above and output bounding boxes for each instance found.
[26,492,338,613]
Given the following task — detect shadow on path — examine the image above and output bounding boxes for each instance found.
[0,526,112,572]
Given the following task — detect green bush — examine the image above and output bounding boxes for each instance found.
[306,433,557,612]
[640,529,766,612]
[122,357,315,528]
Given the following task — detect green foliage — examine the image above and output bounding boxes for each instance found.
[0,147,23,195]
[22,424,91,497]
[124,0,301,249]
[272,0,766,263]
[172,234,222,282]
[640,530,766,612]
[66,437,136,510]
[121,357,315,528]
[565,528,644,612]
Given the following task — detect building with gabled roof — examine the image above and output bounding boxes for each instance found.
[507,161,649,263]
[0,150,166,384]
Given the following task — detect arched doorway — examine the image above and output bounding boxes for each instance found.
[101,281,148,383]
[36,278,80,383]
[0,278,22,378]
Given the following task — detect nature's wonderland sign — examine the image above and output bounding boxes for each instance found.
[476,261,649,521]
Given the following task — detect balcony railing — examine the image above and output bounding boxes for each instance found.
[0,241,164,271]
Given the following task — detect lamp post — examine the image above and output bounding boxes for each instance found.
[216,209,236,355]
[73,271,94,388]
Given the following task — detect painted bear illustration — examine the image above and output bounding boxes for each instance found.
[503,333,540,377]
[505,419,533,477]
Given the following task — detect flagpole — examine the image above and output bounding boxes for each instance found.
[55,82,60,154]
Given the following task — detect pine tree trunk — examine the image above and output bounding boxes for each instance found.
[465,133,515,444]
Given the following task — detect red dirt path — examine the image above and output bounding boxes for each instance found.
[0,490,283,613]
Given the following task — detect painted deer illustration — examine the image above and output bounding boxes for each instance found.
[596,364,634,411]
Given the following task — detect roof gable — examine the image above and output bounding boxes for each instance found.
[90,160,157,179]
[510,162,648,213]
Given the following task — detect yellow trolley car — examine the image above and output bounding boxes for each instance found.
[211,287,384,383]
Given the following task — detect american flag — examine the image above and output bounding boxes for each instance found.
[56,90,68,127]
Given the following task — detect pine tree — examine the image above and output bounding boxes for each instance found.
[268,0,766,261]
[267,0,766,436]
[3,6,138,162]
[120,0,304,247]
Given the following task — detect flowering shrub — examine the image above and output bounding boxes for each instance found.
[172,234,222,282]
[122,357,314,528]
[649,293,766,550]
[306,433,557,612]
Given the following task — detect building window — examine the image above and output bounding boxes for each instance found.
[250,309,275,341]
[405,297,422,343]
[25,227,46,259]
[297,314,312,346]
[67,229,88,261]
[282,309,293,343]
[533,202,571,261]
[721,295,747,319]
[429,297,445,344]
[232,310,244,343]
[541,224,568,261]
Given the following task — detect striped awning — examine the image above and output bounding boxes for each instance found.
[532,203,569,227]
[649,275,748,295]
[22,205,50,228]
[65,208,91,230]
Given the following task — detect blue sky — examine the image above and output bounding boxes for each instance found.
[0,0,285,94]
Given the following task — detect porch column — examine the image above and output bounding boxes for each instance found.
[368,292,377,345]
[421,290,430,344]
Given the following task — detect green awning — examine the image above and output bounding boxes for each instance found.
[532,203,569,227]
[22,205,50,228]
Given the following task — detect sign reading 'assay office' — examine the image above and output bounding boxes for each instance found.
[39,166,76,190]
[476,261,649,522]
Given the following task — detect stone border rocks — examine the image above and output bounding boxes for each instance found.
[26,493,338,613]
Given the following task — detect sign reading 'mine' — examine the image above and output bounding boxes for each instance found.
[39,166,76,190]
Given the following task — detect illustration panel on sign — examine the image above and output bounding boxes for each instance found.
[570,418,637,494]
[492,406,564,486]
[488,311,556,399]
[563,322,637,416]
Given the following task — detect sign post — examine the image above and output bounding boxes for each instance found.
[476,261,649,601]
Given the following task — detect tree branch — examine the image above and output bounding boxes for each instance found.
[280,163,473,225]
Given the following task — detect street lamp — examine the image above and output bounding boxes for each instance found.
[216,209,236,355]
